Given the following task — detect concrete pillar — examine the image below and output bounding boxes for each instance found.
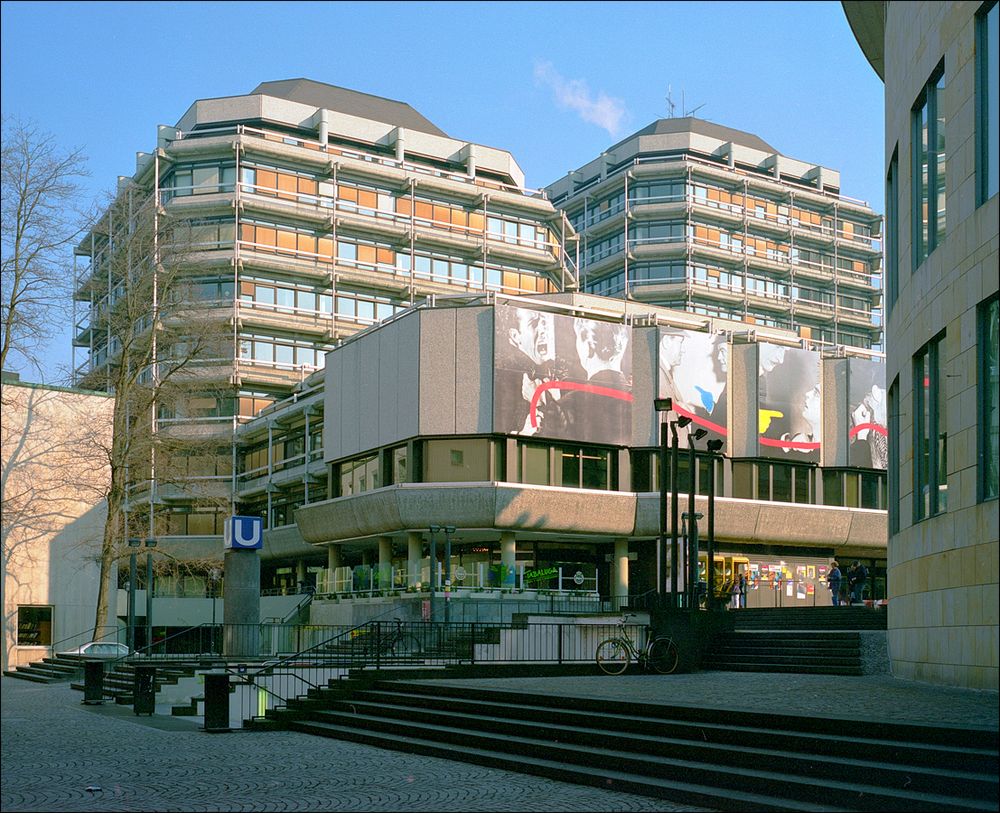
[407,532,422,589]
[377,536,393,589]
[500,532,516,588]
[316,109,329,146]
[466,143,478,178]
[326,544,341,593]
[295,559,306,589]
[395,128,406,162]
[222,550,260,658]
[614,538,630,604]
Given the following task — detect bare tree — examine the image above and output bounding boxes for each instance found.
[1,118,89,381]
[84,182,234,636]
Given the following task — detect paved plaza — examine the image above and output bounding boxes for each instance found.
[2,671,997,812]
[1,679,698,813]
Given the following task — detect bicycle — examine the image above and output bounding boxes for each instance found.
[595,614,679,675]
[376,618,422,658]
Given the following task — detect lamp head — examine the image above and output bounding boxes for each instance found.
[706,438,724,453]
[693,428,708,441]
[676,415,692,429]
[127,537,142,548]
[429,525,441,533]
[653,397,673,413]
[444,526,456,534]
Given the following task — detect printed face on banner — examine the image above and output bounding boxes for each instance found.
[658,328,728,447]
[494,306,633,444]
[848,357,888,469]
[758,343,821,462]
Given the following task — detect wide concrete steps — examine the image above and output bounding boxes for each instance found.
[256,680,998,812]
[733,607,887,631]
[704,631,864,676]
[3,655,87,684]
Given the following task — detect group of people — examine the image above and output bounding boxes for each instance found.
[827,560,868,606]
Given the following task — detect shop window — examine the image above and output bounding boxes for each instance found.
[17,606,52,646]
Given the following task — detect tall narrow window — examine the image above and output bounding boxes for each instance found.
[977,0,999,203]
[979,295,999,501]
[913,333,947,520]
[888,377,900,534]
[911,62,946,268]
[886,148,899,318]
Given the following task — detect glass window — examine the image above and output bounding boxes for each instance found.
[980,295,999,500]
[16,606,52,646]
[888,378,900,533]
[772,463,791,503]
[274,344,294,366]
[823,470,843,507]
[732,461,753,499]
[977,0,999,203]
[793,466,811,504]
[911,62,946,268]
[522,443,550,485]
[275,288,294,311]
[913,333,947,520]
[886,148,899,319]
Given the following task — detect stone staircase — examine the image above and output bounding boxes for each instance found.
[732,606,888,631]
[703,630,865,675]
[249,678,999,812]
[3,654,89,684]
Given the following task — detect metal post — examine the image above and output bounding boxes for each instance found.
[145,550,153,652]
[670,426,680,607]
[687,436,696,610]
[443,526,455,625]
[707,452,716,611]
[658,417,669,599]
[428,526,438,622]
[127,538,141,652]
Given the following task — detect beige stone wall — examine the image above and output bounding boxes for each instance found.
[1,383,114,669]
[883,1,999,690]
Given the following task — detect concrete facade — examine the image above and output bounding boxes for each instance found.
[845,0,1000,690]
[1,381,114,669]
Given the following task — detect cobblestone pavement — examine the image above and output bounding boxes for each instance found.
[424,671,1000,729]
[1,680,700,813]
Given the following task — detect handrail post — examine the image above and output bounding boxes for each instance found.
[470,623,476,665]
[558,623,564,664]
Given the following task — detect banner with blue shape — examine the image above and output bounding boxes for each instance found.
[224,515,264,550]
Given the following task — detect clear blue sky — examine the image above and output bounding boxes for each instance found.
[1,0,884,384]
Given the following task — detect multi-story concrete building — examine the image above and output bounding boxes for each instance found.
[71,78,576,562]
[545,118,884,351]
[240,292,888,620]
[845,0,998,690]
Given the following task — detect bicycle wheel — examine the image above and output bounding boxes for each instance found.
[647,636,679,675]
[595,638,630,675]
[395,634,422,656]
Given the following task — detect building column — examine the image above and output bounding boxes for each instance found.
[407,531,422,590]
[377,536,393,590]
[500,531,516,588]
[614,538,630,605]
[295,559,306,591]
[326,544,341,593]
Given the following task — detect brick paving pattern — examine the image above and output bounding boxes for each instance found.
[1,680,699,813]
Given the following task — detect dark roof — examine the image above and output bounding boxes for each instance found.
[607,117,777,155]
[250,79,448,138]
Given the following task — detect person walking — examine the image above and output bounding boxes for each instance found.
[828,561,843,607]
[849,561,868,606]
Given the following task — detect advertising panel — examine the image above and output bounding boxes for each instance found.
[847,357,888,469]
[657,327,728,447]
[757,343,821,462]
[494,305,632,445]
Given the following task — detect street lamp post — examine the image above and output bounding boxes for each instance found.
[653,398,671,603]
[127,538,141,652]
[208,567,221,655]
[687,428,707,610]
[705,439,724,610]
[428,526,439,621]
[443,526,455,624]
[653,398,692,609]
[144,538,157,653]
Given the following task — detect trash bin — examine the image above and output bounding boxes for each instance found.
[203,672,230,733]
[133,665,156,716]
[83,661,104,705]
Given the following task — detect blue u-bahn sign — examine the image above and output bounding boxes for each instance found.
[223,515,264,550]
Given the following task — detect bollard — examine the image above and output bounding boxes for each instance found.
[83,661,104,705]
[133,666,156,716]
[203,672,231,733]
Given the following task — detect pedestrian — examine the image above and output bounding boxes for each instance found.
[735,572,747,609]
[849,560,868,606]
[828,561,842,607]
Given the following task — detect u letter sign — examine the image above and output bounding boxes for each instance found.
[224,515,264,550]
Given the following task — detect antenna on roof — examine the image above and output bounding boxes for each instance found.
[686,102,707,117]
[665,85,676,119]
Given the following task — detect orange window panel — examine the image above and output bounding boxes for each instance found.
[799,326,813,339]
[708,268,720,278]
[432,204,451,224]
[502,271,521,291]
[240,224,256,243]
[297,233,317,255]
[708,188,721,201]
[357,244,376,265]
[240,281,255,296]
[239,397,254,416]
[695,225,709,242]
[468,212,485,231]
[842,221,855,236]
[766,202,777,215]
[708,229,720,244]
[731,194,743,207]
[256,169,277,191]
[396,196,412,216]
[451,208,468,228]
[376,247,395,265]
[277,173,297,200]
[256,227,277,247]
[276,230,297,252]
[357,189,377,209]
[298,177,318,196]
[338,185,358,203]
[414,200,433,220]
[317,238,334,259]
